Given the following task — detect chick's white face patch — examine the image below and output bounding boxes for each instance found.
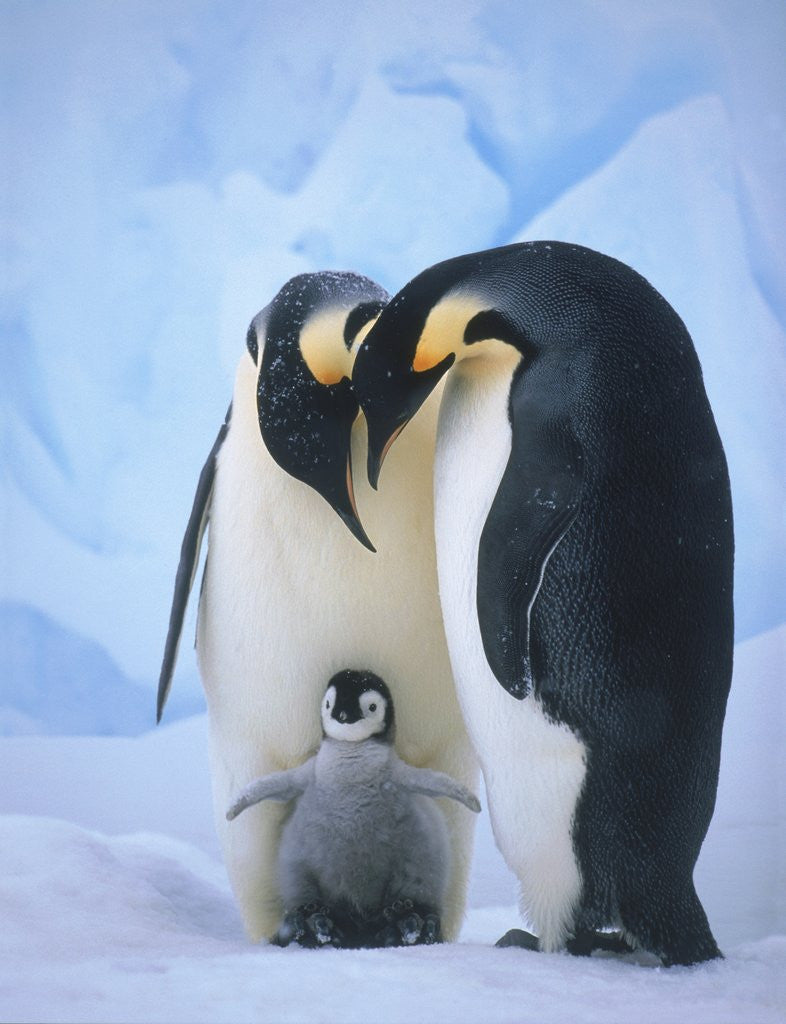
[321,688,339,737]
[321,687,387,742]
[359,690,386,728]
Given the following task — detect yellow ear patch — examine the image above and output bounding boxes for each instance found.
[298,309,354,385]
[413,293,486,372]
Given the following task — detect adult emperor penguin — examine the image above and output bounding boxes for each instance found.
[351,241,734,966]
[157,270,478,944]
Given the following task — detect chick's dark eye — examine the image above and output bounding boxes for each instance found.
[369,703,377,713]
[325,701,330,709]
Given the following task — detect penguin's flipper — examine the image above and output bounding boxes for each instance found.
[477,393,583,700]
[226,759,315,820]
[393,761,481,813]
[156,405,231,723]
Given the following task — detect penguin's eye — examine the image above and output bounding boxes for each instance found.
[368,703,377,713]
[325,700,331,709]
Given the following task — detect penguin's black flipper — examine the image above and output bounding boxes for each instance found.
[477,379,582,700]
[156,405,231,723]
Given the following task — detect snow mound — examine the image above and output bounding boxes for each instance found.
[0,713,218,855]
[1,817,242,962]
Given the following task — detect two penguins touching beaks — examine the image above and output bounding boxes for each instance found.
[159,243,734,967]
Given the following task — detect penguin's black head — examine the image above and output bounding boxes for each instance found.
[321,669,395,743]
[352,275,458,490]
[353,249,534,496]
[250,272,388,551]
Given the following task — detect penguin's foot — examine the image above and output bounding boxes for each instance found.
[376,899,442,947]
[397,911,424,946]
[271,904,344,949]
[495,928,540,951]
[270,909,307,947]
[419,914,441,945]
[494,927,635,956]
[566,930,636,958]
[305,909,339,947]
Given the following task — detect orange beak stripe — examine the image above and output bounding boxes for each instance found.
[379,421,407,474]
[346,456,359,519]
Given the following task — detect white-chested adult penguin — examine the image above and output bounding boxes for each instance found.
[157,271,478,944]
[351,241,734,967]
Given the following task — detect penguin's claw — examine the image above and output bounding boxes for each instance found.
[306,911,335,946]
[383,898,413,921]
[377,901,441,946]
[270,909,307,947]
[493,927,636,957]
[420,914,441,945]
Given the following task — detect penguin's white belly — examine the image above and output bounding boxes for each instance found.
[434,359,587,950]
[196,357,475,941]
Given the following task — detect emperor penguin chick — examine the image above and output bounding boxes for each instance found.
[227,670,481,949]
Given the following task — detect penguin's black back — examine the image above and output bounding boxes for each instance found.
[354,241,734,963]
[490,243,733,961]
[505,245,735,733]
[445,244,733,730]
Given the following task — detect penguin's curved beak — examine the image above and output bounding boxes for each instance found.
[333,454,376,553]
[258,360,376,552]
[367,418,408,491]
[357,352,456,489]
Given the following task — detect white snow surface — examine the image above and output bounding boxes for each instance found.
[1,627,784,1022]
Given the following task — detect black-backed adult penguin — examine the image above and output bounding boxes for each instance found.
[351,241,734,966]
[157,271,478,943]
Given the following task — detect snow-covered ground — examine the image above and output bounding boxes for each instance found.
[2,627,783,1023]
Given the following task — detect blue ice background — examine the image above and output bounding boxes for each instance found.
[2,0,784,735]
